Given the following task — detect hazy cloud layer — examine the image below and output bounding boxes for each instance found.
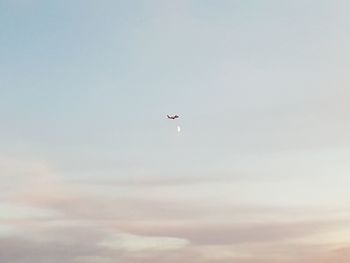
[1,154,350,263]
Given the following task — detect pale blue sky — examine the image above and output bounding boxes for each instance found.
[1,0,348,173]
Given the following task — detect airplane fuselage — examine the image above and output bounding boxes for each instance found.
[167,115,179,119]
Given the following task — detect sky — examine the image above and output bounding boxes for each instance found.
[1,0,350,262]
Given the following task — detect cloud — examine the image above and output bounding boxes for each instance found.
[1,154,350,263]
[115,220,345,246]
[0,219,112,263]
[0,155,51,198]
[0,203,61,220]
[0,225,14,238]
[99,233,189,252]
[0,237,105,263]
[75,256,115,263]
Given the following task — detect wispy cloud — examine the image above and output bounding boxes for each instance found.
[99,233,189,252]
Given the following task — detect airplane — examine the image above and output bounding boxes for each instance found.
[167,115,179,119]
